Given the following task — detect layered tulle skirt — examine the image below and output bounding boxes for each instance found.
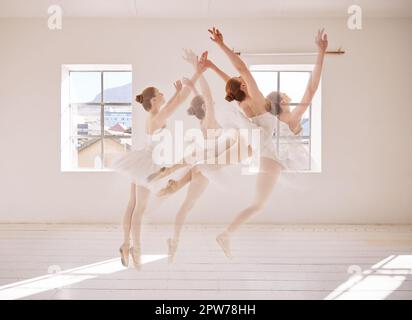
[111,147,161,188]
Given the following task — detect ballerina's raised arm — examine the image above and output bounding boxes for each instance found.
[208,27,266,111]
[183,49,220,130]
[150,51,209,129]
[291,29,328,122]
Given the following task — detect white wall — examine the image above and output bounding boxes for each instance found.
[0,17,411,224]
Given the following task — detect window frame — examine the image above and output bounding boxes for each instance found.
[61,65,132,172]
[250,64,321,172]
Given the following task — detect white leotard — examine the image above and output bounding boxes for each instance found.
[249,112,281,163]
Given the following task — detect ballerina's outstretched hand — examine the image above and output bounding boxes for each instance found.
[208,27,224,45]
[183,49,197,67]
[315,28,328,53]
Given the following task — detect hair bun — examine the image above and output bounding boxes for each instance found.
[187,106,195,116]
[135,94,144,104]
[266,91,281,116]
[225,93,235,102]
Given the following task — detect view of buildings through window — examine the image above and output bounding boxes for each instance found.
[68,70,132,170]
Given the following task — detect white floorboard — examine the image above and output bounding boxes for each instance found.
[0,224,411,300]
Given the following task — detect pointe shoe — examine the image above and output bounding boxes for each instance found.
[119,244,130,267]
[157,179,178,197]
[216,233,233,259]
[147,167,167,182]
[130,246,142,270]
[167,238,178,264]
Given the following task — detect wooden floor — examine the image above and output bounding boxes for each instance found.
[0,224,412,300]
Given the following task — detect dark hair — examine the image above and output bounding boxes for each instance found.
[225,78,246,102]
[187,95,205,120]
[136,87,157,111]
[266,91,282,116]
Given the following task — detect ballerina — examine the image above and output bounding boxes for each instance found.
[207,27,328,258]
[148,50,250,197]
[150,50,251,262]
[267,29,328,170]
[113,52,208,269]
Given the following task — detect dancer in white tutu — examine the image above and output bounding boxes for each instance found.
[148,50,251,262]
[267,92,309,170]
[149,50,250,195]
[207,27,328,257]
[114,52,208,269]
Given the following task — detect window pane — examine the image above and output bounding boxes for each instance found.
[251,71,278,97]
[103,105,132,169]
[103,135,131,169]
[280,72,311,103]
[104,105,132,134]
[71,104,101,136]
[103,72,132,103]
[70,72,101,103]
[300,117,310,137]
[75,136,102,169]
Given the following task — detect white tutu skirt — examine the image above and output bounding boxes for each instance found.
[111,148,160,189]
[278,143,310,171]
[259,140,284,166]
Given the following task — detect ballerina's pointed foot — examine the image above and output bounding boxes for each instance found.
[130,246,142,270]
[157,179,178,197]
[216,233,233,259]
[167,238,178,264]
[147,167,167,182]
[119,244,130,267]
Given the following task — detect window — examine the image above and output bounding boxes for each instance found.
[251,64,321,172]
[61,65,132,171]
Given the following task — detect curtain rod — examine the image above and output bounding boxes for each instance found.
[235,48,345,56]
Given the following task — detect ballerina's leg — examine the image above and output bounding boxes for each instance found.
[210,132,250,168]
[227,158,281,234]
[157,168,193,197]
[121,183,136,246]
[168,170,209,262]
[119,183,137,266]
[217,158,282,257]
[173,170,209,241]
[129,185,150,269]
[177,170,192,188]
[148,163,189,182]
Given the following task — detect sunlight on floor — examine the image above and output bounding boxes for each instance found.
[325,255,412,300]
[0,254,167,300]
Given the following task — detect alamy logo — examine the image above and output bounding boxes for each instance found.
[347,5,362,30]
[47,264,62,274]
[48,5,62,30]
[149,121,262,175]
